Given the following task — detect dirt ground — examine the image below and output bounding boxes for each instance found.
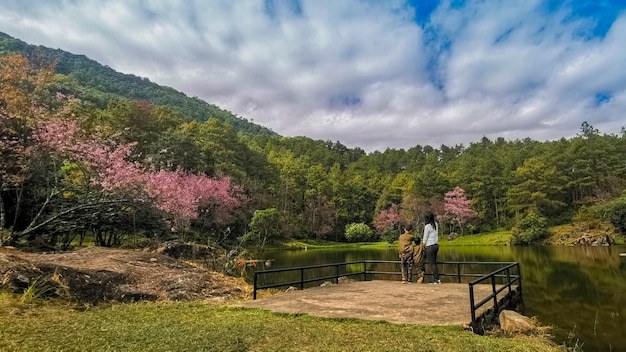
[1,245,496,327]
[239,280,494,326]
[0,245,251,304]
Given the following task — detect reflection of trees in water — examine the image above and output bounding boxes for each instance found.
[520,247,626,352]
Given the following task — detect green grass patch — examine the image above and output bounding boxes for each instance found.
[0,294,560,352]
[441,231,513,246]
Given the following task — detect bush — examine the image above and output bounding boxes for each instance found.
[344,223,375,243]
[609,201,626,235]
[573,205,604,230]
[380,226,398,244]
[511,212,550,245]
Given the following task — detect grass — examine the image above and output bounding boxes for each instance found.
[440,231,513,246]
[0,294,561,352]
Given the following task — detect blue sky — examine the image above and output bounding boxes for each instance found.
[1,0,625,151]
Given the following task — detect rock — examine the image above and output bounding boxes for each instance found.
[499,310,536,335]
[285,286,298,292]
[338,276,354,284]
[16,274,30,284]
[320,281,334,287]
[447,232,460,241]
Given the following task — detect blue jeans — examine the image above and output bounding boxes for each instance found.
[425,244,439,281]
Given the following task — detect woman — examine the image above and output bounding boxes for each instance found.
[423,213,440,284]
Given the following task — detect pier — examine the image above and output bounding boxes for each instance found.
[241,260,523,333]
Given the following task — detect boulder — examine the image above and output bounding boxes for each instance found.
[338,276,354,284]
[499,310,536,335]
[447,232,460,241]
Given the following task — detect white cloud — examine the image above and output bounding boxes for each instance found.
[0,0,625,152]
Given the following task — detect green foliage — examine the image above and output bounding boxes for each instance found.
[2,33,626,249]
[0,32,275,137]
[606,197,626,234]
[344,222,375,243]
[511,212,550,245]
[19,278,57,304]
[241,208,280,249]
[574,197,626,234]
[379,226,398,244]
[572,205,605,230]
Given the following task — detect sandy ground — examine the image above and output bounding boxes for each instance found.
[239,280,495,326]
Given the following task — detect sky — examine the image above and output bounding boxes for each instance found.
[1,0,626,152]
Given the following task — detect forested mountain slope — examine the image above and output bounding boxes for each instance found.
[0,31,275,137]
[1,32,625,251]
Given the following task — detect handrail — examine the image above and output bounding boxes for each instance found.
[468,262,522,326]
[253,259,522,330]
[254,260,519,296]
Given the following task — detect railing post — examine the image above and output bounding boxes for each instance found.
[506,267,511,294]
[517,263,523,293]
[491,275,498,310]
[253,271,258,300]
[469,283,476,323]
[336,264,340,284]
[300,268,304,290]
[363,261,367,281]
[457,263,461,283]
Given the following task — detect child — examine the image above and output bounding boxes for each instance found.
[412,236,425,284]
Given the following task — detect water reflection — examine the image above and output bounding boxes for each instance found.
[250,245,626,351]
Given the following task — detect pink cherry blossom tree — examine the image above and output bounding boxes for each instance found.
[146,170,243,232]
[374,203,404,242]
[443,187,477,235]
[35,118,244,234]
[374,203,402,233]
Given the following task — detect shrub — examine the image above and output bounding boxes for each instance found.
[573,205,604,230]
[380,226,398,244]
[608,201,626,235]
[344,223,375,243]
[511,212,550,245]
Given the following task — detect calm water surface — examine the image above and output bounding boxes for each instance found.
[248,245,626,351]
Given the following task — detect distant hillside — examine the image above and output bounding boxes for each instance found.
[0,31,276,137]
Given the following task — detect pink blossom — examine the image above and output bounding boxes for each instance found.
[35,118,244,229]
[443,187,477,232]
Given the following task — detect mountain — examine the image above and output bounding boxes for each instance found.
[0,31,276,137]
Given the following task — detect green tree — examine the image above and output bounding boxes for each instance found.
[511,211,550,245]
[506,157,565,218]
[241,208,280,250]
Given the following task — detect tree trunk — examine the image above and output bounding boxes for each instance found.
[0,193,5,230]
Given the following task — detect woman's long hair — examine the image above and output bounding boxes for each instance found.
[425,213,437,230]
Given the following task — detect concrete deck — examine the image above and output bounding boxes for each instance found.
[239,280,496,326]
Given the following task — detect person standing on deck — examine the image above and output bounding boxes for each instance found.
[423,213,440,284]
[412,235,425,284]
[398,224,416,283]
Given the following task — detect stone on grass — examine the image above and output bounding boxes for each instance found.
[499,310,536,335]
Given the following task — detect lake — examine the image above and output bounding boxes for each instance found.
[247,245,626,351]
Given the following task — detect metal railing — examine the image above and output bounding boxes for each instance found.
[468,262,522,325]
[253,260,521,314]
[253,259,522,332]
